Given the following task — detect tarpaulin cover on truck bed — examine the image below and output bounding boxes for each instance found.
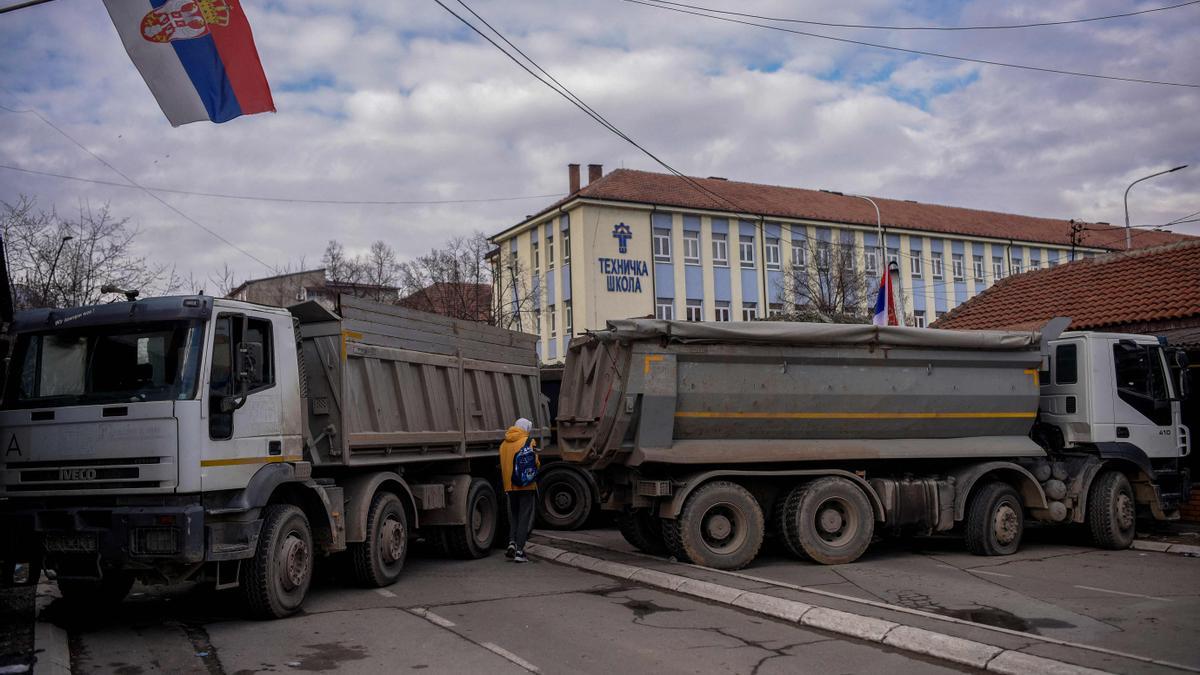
[591,319,1041,350]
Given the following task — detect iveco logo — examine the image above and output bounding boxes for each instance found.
[58,468,97,481]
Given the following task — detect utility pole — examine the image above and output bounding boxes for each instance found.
[1069,220,1085,262]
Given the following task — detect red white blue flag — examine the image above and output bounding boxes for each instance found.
[103,0,275,127]
[872,264,900,327]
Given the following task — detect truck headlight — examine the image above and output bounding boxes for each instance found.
[133,528,179,555]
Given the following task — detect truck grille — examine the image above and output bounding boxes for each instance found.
[4,456,173,493]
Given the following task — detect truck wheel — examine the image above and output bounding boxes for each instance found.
[779,478,874,565]
[57,571,134,607]
[615,510,667,555]
[350,492,408,587]
[964,482,1023,556]
[677,481,764,570]
[443,478,498,559]
[537,468,594,530]
[1088,471,1136,549]
[661,517,688,561]
[243,504,313,619]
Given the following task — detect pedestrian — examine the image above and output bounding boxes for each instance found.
[499,417,539,563]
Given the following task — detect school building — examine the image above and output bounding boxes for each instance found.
[489,164,1186,363]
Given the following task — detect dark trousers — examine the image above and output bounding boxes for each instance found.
[507,490,537,552]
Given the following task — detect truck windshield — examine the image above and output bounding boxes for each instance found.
[3,320,204,409]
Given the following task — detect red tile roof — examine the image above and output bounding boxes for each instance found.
[933,240,1200,331]
[398,282,493,322]
[519,169,1188,251]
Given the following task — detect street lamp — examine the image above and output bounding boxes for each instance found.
[1124,165,1188,249]
[44,235,73,306]
[846,194,883,276]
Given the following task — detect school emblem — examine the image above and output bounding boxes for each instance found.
[612,223,632,254]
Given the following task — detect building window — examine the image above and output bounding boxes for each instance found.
[815,241,831,270]
[1030,258,1041,270]
[564,300,573,337]
[562,228,571,264]
[534,309,542,335]
[739,235,755,267]
[685,300,703,322]
[765,238,781,270]
[655,298,674,321]
[886,248,900,267]
[992,257,1004,279]
[931,251,944,280]
[741,302,758,321]
[1011,257,1022,274]
[952,253,965,281]
[910,250,923,278]
[913,309,927,328]
[1048,255,1059,268]
[653,228,671,263]
[768,303,784,318]
[531,240,539,271]
[712,233,729,267]
[972,255,984,281]
[546,234,555,269]
[865,249,879,276]
[791,238,807,269]
[715,301,731,322]
[935,310,945,322]
[548,304,557,338]
[683,232,701,265]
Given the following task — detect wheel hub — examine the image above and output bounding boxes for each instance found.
[381,518,404,564]
[706,514,732,540]
[278,534,309,591]
[552,490,574,511]
[1116,493,1134,530]
[994,504,1019,545]
[818,507,844,534]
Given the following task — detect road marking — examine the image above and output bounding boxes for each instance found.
[534,531,1200,674]
[969,569,1012,578]
[935,564,955,569]
[375,588,397,598]
[409,607,456,628]
[482,642,539,672]
[1074,585,1171,602]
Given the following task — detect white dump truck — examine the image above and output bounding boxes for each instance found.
[0,294,555,617]
[557,319,1192,569]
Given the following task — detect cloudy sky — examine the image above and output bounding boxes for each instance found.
[1,0,1197,288]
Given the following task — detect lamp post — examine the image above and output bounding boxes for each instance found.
[846,194,883,275]
[44,235,73,306]
[1124,165,1187,250]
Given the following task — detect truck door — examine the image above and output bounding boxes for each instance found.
[1111,341,1180,459]
[201,312,287,491]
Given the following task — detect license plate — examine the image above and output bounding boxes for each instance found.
[43,533,98,553]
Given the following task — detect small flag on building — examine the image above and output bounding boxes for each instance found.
[872,262,900,327]
[102,0,275,127]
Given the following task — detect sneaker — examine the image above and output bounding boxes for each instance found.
[505,543,516,559]
[513,552,529,563]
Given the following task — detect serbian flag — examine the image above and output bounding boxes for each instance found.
[103,0,275,127]
[872,264,900,327]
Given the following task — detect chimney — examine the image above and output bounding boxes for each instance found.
[568,164,580,193]
[588,163,603,184]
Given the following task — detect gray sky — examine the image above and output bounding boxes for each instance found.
[1,0,1197,288]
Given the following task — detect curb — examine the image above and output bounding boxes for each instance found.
[526,542,1110,675]
[1131,540,1200,556]
[32,579,69,675]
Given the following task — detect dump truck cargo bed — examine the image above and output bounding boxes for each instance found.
[558,320,1046,468]
[293,295,548,467]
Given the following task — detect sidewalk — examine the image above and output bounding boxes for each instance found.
[1134,521,1200,555]
[0,580,35,674]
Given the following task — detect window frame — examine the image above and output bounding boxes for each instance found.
[910,251,923,278]
[913,309,927,328]
[712,233,729,267]
[791,238,807,269]
[561,228,571,264]
[972,255,984,282]
[952,253,965,281]
[765,238,781,271]
[683,231,701,265]
[653,228,672,263]
[655,298,674,321]
[685,300,703,322]
[738,235,755,268]
[741,302,758,321]
[714,302,731,322]
[864,249,879,276]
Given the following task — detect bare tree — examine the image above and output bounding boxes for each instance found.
[208,262,241,297]
[361,240,399,302]
[2,196,171,309]
[322,239,361,285]
[775,238,877,324]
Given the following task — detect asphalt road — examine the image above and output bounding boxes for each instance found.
[551,525,1200,671]
[52,544,972,675]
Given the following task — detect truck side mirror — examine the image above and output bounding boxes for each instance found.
[220,339,263,413]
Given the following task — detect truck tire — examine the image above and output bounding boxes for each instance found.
[964,482,1023,556]
[779,478,874,565]
[349,492,408,587]
[615,510,668,555]
[57,571,134,607]
[243,504,313,619]
[661,517,688,561]
[443,478,499,559]
[677,481,764,570]
[1088,471,1136,550]
[537,468,594,530]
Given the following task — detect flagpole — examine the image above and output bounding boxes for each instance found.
[0,0,56,15]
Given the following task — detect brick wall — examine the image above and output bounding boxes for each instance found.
[1182,486,1200,523]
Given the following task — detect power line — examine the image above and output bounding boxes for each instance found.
[0,163,563,206]
[626,0,1200,89]
[644,0,1200,32]
[0,101,273,270]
